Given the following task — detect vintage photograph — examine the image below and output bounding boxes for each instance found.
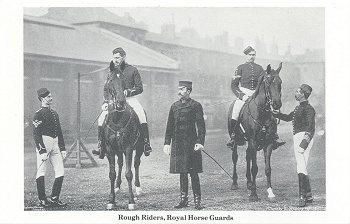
[22,7,327,212]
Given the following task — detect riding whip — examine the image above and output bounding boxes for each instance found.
[83,110,103,141]
[202,149,233,180]
[33,149,53,179]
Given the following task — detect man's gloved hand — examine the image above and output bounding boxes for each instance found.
[61,151,67,159]
[194,143,204,151]
[299,139,309,151]
[102,103,108,111]
[39,152,48,162]
[242,95,249,102]
[163,145,171,156]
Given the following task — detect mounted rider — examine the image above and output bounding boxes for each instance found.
[227,46,285,149]
[93,47,152,159]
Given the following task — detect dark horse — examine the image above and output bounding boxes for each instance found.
[227,63,283,201]
[101,68,144,210]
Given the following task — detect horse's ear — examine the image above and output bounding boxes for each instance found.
[266,64,271,74]
[276,62,283,74]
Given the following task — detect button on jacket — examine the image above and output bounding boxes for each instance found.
[231,62,264,100]
[164,98,206,173]
[33,107,66,154]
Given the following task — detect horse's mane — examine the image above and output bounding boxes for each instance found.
[251,72,266,99]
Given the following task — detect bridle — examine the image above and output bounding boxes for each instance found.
[246,73,280,128]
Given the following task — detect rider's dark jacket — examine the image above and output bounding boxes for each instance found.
[33,107,66,154]
[274,101,316,140]
[231,62,264,100]
[164,98,206,173]
[104,61,143,101]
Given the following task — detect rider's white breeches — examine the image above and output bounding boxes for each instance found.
[231,87,255,120]
[36,136,64,179]
[293,132,314,175]
[98,96,147,126]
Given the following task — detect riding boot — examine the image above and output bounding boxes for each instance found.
[305,175,313,203]
[36,176,50,207]
[140,123,152,156]
[190,172,204,210]
[297,173,307,207]
[226,119,237,148]
[48,176,67,207]
[92,126,102,156]
[174,173,189,208]
[272,133,286,150]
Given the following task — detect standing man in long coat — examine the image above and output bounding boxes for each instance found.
[163,81,206,210]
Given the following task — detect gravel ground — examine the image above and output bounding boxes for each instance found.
[24,126,325,211]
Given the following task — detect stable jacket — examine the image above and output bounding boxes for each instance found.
[164,98,206,173]
[33,107,66,154]
[231,62,264,100]
[275,101,316,140]
[104,61,143,100]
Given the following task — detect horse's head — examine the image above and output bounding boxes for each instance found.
[264,62,283,110]
[108,67,126,111]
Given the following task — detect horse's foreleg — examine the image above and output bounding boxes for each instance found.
[264,144,275,200]
[231,145,239,190]
[249,147,259,202]
[115,152,123,193]
[246,148,252,190]
[134,145,142,196]
[124,149,135,210]
[107,154,116,210]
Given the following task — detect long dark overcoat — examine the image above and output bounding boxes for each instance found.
[164,98,206,173]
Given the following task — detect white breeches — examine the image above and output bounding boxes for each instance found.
[293,132,314,175]
[98,96,147,126]
[36,136,64,179]
[231,87,255,120]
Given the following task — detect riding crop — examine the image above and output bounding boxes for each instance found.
[202,149,233,180]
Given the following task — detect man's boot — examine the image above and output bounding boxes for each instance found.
[48,176,67,207]
[36,176,50,208]
[297,173,307,207]
[174,173,188,209]
[191,172,204,210]
[92,126,102,156]
[305,175,313,203]
[226,119,237,148]
[272,133,286,150]
[140,123,152,156]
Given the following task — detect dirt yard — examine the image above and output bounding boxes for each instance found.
[24,125,325,211]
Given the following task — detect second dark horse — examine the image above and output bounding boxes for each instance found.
[227,63,283,201]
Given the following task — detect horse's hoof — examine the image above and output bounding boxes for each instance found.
[128,204,135,210]
[107,203,116,210]
[134,196,138,201]
[247,182,253,190]
[114,187,120,193]
[249,194,259,202]
[231,183,238,190]
[268,196,276,202]
[135,187,142,196]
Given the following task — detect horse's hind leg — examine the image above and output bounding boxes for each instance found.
[231,145,239,190]
[134,144,143,196]
[115,151,123,193]
[107,154,116,210]
[264,144,275,201]
[124,149,135,210]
